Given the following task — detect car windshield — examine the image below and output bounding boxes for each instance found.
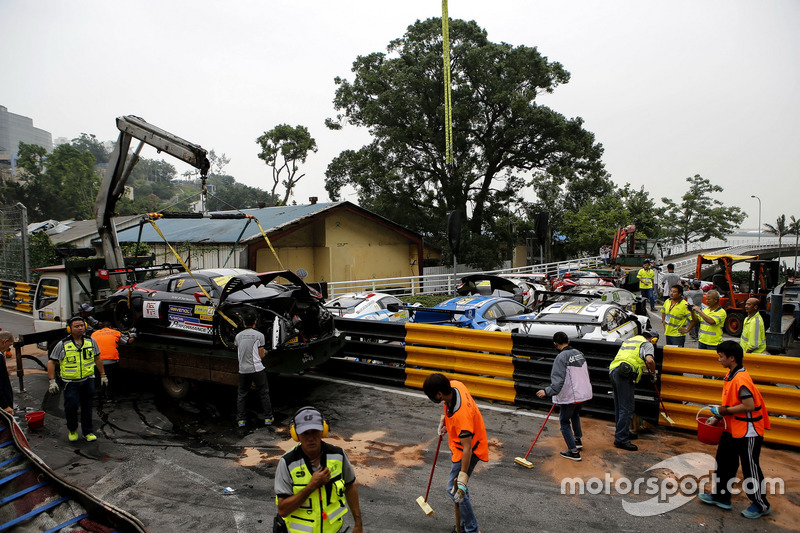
[326,296,365,312]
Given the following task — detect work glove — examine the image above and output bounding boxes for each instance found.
[128,327,137,339]
[48,379,59,395]
[709,405,721,418]
[649,371,658,384]
[100,375,109,387]
[437,414,447,436]
[452,471,469,504]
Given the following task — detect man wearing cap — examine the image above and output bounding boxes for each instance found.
[47,317,106,442]
[275,407,363,533]
[77,303,100,333]
[637,260,656,311]
[609,330,658,451]
[423,373,488,533]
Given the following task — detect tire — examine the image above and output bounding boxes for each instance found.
[217,307,248,349]
[723,312,744,337]
[114,299,136,332]
[162,376,191,399]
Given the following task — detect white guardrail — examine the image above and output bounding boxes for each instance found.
[326,238,795,299]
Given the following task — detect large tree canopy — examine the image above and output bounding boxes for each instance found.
[325,18,605,267]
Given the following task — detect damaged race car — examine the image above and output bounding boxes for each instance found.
[325,292,413,322]
[106,268,341,355]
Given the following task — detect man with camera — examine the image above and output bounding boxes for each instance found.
[609,329,658,451]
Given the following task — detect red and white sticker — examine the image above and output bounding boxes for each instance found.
[143,301,161,319]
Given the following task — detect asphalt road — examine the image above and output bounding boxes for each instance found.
[2,309,798,532]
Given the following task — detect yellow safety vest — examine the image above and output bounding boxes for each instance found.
[278,445,348,533]
[662,299,691,337]
[610,335,648,383]
[59,338,97,381]
[637,269,654,289]
[740,314,766,354]
[698,306,727,346]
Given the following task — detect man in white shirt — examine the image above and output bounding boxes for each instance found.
[235,315,273,427]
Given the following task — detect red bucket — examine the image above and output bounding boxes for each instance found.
[696,407,725,445]
[25,411,45,430]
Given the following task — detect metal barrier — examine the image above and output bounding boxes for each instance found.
[0,280,34,314]
[322,318,660,424]
[660,346,800,447]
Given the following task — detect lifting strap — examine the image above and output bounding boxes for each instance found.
[146,214,237,327]
[442,0,454,167]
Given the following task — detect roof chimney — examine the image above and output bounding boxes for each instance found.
[309,196,318,204]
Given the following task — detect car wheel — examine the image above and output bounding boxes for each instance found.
[217,307,248,349]
[162,376,191,399]
[723,312,744,337]
[114,299,137,332]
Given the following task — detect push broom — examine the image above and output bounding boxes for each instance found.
[514,404,556,468]
[416,433,443,516]
[647,369,675,425]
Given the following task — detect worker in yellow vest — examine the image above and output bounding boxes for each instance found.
[740,298,766,354]
[636,260,656,311]
[661,284,692,347]
[690,290,727,350]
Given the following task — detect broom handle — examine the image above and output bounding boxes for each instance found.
[648,369,672,419]
[424,433,444,501]
[523,404,556,460]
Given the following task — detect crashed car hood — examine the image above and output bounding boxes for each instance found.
[219,270,320,305]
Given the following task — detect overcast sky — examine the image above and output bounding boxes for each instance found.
[3,0,798,230]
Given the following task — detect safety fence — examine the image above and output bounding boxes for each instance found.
[659,347,800,447]
[0,279,34,314]
[322,319,800,448]
[321,318,660,424]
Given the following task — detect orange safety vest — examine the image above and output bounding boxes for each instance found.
[444,380,489,463]
[92,328,121,361]
[721,367,770,438]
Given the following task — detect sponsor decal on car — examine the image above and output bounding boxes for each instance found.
[143,301,161,319]
[168,305,194,315]
[194,305,215,317]
[168,314,213,335]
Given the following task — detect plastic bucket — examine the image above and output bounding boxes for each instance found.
[25,411,45,430]
[696,407,725,445]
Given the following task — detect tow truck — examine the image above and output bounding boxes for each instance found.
[29,116,341,397]
[584,224,663,287]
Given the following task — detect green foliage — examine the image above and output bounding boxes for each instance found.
[325,18,604,268]
[659,175,745,252]
[120,241,151,257]
[256,124,317,206]
[401,294,453,307]
[28,232,60,280]
[71,133,109,164]
[561,194,629,255]
[620,185,659,238]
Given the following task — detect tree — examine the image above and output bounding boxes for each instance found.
[659,175,745,253]
[789,215,800,273]
[324,18,604,268]
[256,125,317,206]
[764,214,790,266]
[561,193,629,256]
[71,133,109,164]
[620,185,659,238]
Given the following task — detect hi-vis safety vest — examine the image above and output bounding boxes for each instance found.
[59,337,97,380]
[609,335,648,383]
[722,367,770,438]
[662,299,691,336]
[278,445,349,533]
[740,313,766,354]
[637,268,654,289]
[698,306,727,346]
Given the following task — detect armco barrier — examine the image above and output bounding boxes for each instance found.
[323,318,660,424]
[0,280,34,314]
[660,347,800,447]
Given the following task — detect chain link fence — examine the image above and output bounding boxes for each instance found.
[0,203,29,282]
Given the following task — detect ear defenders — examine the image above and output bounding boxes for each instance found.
[66,318,85,334]
[290,406,329,441]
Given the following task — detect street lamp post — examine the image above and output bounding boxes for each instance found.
[751,195,761,246]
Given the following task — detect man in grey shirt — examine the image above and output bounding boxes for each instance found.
[235,315,273,427]
[660,263,681,299]
[684,280,705,340]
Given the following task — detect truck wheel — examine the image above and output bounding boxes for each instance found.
[723,312,744,337]
[162,377,191,399]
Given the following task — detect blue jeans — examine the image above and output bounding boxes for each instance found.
[63,378,95,434]
[559,402,583,452]
[447,454,481,533]
[609,367,636,444]
[666,335,686,347]
[640,288,656,310]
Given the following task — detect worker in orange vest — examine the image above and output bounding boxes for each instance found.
[91,322,133,400]
[698,340,772,519]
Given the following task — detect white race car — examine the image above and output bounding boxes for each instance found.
[325,292,413,322]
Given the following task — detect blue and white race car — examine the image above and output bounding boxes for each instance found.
[405,295,535,332]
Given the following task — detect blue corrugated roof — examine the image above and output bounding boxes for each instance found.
[115,202,338,244]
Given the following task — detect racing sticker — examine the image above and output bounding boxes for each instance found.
[194,305,215,317]
[168,305,193,316]
[168,314,213,335]
[143,301,161,319]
